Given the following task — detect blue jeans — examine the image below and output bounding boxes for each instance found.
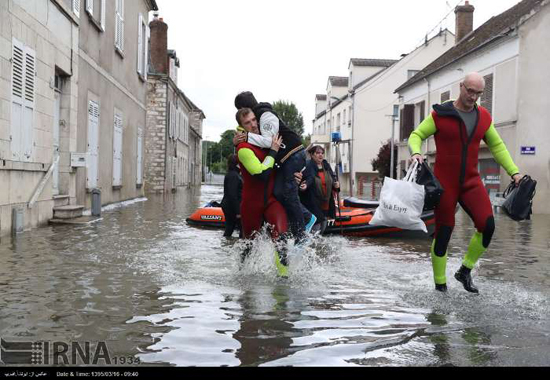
[274,149,312,239]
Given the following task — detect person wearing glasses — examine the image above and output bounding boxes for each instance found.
[409,72,522,293]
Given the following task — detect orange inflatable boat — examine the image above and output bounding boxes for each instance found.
[186,198,435,237]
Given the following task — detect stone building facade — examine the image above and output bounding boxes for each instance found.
[0,0,79,237]
[144,15,204,194]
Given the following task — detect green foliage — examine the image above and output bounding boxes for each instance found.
[202,129,238,174]
[371,140,397,178]
[272,100,305,137]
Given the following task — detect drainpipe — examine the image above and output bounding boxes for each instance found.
[423,77,431,158]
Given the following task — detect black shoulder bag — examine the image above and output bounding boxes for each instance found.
[416,161,444,211]
[502,175,537,221]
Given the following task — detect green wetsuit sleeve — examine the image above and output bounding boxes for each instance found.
[484,123,519,177]
[408,113,437,155]
[237,147,277,181]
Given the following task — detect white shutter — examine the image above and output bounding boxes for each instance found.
[144,23,149,80]
[136,127,143,185]
[73,0,81,18]
[115,0,124,51]
[100,0,106,30]
[86,0,93,15]
[113,113,123,186]
[87,100,100,189]
[137,14,143,75]
[11,38,24,161]
[22,46,35,161]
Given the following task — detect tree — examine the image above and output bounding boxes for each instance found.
[371,140,397,179]
[272,100,304,137]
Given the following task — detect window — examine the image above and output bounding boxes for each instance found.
[137,14,149,79]
[113,112,123,187]
[87,100,100,189]
[348,106,352,126]
[399,104,415,141]
[343,110,346,127]
[336,113,341,132]
[86,0,106,31]
[407,70,420,80]
[72,0,81,18]
[417,101,425,123]
[115,0,124,52]
[441,91,450,103]
[10,38,35,162]
[480,74,493,114]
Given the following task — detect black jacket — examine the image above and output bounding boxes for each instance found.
[221,169,242,218]
[299,159,339,221]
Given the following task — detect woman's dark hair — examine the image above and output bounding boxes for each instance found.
[227,154,239,172]
[308,145,325,155]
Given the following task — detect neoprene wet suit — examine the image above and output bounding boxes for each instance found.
[236,140,288,266]
[409,101,519,290]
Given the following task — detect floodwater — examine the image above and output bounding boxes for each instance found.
[0,183,549,367]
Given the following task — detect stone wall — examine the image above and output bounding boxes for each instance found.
[144,77,167,193]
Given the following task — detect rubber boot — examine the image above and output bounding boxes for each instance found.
[431,239,447,291]
[454,265,479,293]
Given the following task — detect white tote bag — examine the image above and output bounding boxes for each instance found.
[369,161,427,232]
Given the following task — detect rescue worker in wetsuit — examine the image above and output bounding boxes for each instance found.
[236,108,289,275]
[409,72,522,293]
[233,92,316,242]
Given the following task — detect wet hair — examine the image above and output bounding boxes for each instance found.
[308,145,325,155]
[227,154,239,172]
[236,108,253,126]
[234,91,258,110]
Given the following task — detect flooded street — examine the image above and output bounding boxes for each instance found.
[0,183,549,367]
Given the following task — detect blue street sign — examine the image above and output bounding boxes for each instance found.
[520,146,535,155]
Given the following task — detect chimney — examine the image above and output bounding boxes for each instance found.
[455,1,475,44]
[149,14,168,74]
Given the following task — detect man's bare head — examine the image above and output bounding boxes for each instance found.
[457,72,485,111]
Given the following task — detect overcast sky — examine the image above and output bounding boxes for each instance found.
[154,0,522,142]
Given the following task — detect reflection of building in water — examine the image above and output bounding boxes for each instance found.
[233,286,295,366]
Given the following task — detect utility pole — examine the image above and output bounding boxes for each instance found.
[386,105,399,179]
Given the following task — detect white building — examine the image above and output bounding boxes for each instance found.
[395,0,549,214]
[312,30,455,197]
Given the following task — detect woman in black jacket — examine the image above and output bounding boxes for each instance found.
[221,154,243,237]
[299,145,340,233]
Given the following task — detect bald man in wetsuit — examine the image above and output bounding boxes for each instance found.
[409,72,522,293]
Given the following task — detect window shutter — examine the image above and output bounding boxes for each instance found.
[100,0,106,30]
[11,39,24,161]
[481,74,493,114]
[73,0,81,18]
[86,0,93,15]
[113,113,123,186]
[137,127,143,185]
[87,100,100,189]
[22,46,36,161]
[115,0,124,51]
[144,24,149,80]
[137,14,143,75]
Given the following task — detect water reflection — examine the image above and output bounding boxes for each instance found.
[0,185,549,366]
